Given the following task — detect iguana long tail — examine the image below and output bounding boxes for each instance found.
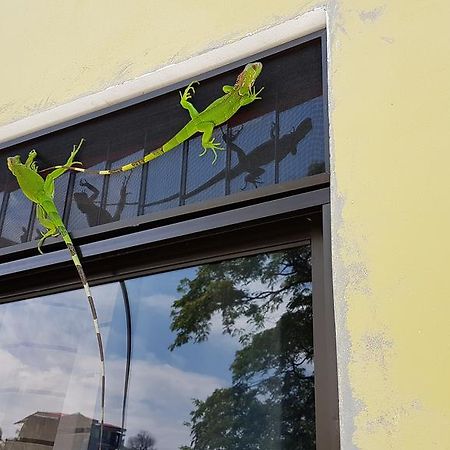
[58,145,168,175]
[41,124,194,175]
[7,147,107,450]
[56,221,106,449]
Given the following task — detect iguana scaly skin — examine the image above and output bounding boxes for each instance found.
[44,62,263,175]
[7,141,106,450]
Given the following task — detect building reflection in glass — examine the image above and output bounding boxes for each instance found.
[0,246,315,449]
[4,411,122,450]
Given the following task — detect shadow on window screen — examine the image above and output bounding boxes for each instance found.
[0,245,315,449]
[0,38,325,249]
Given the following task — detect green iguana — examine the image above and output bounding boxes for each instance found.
[44,62,263,175]
[7,141,106,450]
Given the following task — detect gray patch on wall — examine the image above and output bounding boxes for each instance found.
[359,6,385,22]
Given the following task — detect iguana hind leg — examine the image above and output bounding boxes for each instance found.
[36,205,59,254]
[197,122,224,164]
[44,139,84,191]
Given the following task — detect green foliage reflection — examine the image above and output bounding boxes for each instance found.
[171,247,315,449]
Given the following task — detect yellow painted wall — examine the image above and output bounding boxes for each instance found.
[1,1,450,448]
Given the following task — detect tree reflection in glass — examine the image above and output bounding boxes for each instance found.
[126,245,315,449]
[0,246,315,449]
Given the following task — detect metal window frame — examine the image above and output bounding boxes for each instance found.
[0,29,329,261]
[0,28,339,448]
[0,197,339,449]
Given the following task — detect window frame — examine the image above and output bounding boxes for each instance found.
[0,197,339,449]
[0,29,339,449]
[0,29,329,261]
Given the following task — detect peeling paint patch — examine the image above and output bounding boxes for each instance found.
[363,330,393,370]
[329,189,362,449]
[365,409,400,436]
[359,6,386,23]
[365,399,423,437]
[381,36,395,44]
[0,102,13,115]
[116,62,133,79]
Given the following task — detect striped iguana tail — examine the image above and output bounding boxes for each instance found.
[57,224,106,450]
[42,145,169,175]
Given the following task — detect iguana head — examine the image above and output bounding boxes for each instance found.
[236,62,262,95]
[7,155,22,175]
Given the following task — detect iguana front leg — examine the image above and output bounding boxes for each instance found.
[25,150,38,168]
[240,86,264,106]
[179,81,199,119]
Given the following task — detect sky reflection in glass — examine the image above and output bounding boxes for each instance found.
[0,246,315,449]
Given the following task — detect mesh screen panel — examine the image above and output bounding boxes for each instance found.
[0,37,326,250]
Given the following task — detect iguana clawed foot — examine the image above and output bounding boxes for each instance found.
[37,228,59,254]
[249,86,264,102]
[180,81,199,105]
[199,138,224,165]
[25,149,37,165]
[68,143,84,169]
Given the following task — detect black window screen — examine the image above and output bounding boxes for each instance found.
[0,37,326,251]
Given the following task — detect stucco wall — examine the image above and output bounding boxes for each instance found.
[1,1,450,448]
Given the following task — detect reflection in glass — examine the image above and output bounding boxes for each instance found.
[278,97,325,182]
[0,284,127,450]
[69,162,107,230]
[184,130,227,204]
[228,113,276,193]
[143,144,183,214]
[104,133,145,222]
[125,246,315,449]
[104,171,139,224]
[0,246,314,449]
[0,38,326,250]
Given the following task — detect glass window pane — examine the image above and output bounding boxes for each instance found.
[124,245,315,449]
[0,245,315,449]
[143,143,183,214]
[103,152,143,223]
[0,284,127,449]
[69,164,108,230]
[229,112,276,193]
[0,38,326,258]
[278,98,325,182]
[184,131,227,205]
[0,189,33,246]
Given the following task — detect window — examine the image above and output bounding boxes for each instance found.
[0,30,339,449]
[0,245,318,449]
[0,35,326,255]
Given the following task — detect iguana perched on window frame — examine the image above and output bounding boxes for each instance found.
[43,62,263,175]
[7,141,107,450]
